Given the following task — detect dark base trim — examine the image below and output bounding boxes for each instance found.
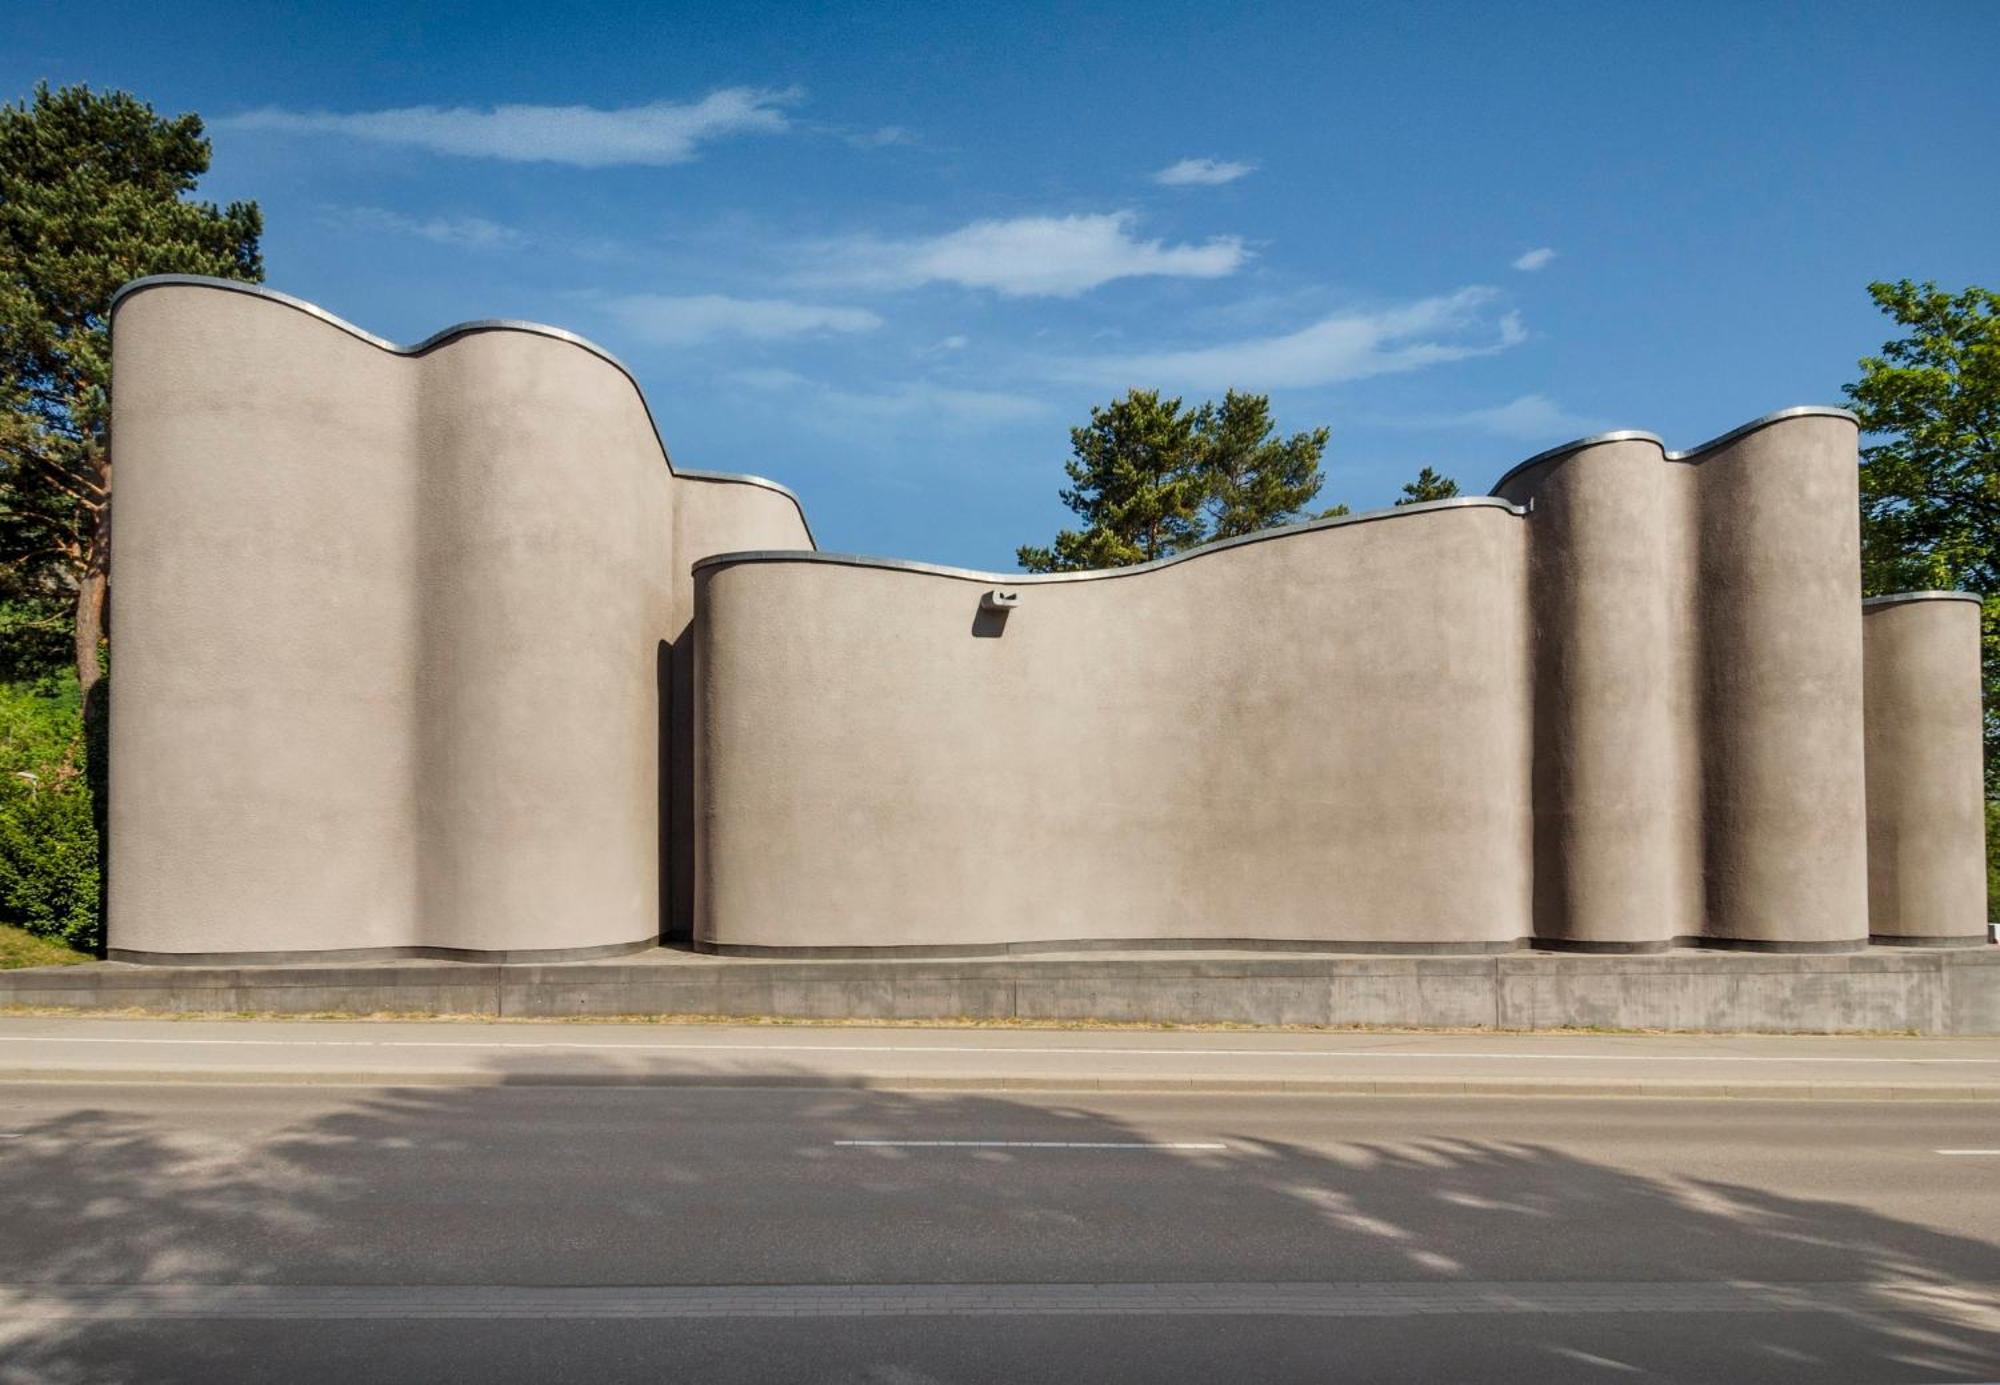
[1686,936,1870,954]
[694,936,1531,959]
[1869,933,1992,949]
[105,939,658,967]
[100,934,1908,965]
[1531,939,1676,955]
[1535,936,1873,955]
[696,935,1879,959]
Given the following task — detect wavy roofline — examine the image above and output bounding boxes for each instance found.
[1861,590,1984,610]
[693,495,1525,585]
[111,278,1871,584]
[1486,406,1860,496]
[108,275,817,547]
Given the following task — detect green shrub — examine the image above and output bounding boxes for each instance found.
[1988,801,2000,926]
[0,673,100,951]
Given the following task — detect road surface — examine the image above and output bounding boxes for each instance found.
[0,1022,1997,1381]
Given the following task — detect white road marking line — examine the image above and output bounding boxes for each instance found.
[832,1140,1227,1150]
[1937,1149,2000,1155]
[0,1036,1994,1064]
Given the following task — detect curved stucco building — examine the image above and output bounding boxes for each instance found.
[104,277,1988,962]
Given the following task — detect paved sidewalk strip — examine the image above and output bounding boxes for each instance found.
[6,1018,2000,1097]
[2,1281,1995,1321]
[5,1035,2000,1062]
[6,1071,2000,1099]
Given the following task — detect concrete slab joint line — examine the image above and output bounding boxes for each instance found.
[97,277,1990,1005]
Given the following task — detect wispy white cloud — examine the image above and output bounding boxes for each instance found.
[730,368,815,391]
[1512,246,1557,272]
[1153,157,1255,187]
[222,87,801,167]
[845,125,917,148]
[327,206,524,249]
[927,334,970,353]
[805,211,1246,298]
[1069,287,1524,389]
[602,293,881,347]
[729,368,1046,426]
[1415,393,1606,440]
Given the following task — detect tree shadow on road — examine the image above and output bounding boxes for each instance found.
[1,1056,1996,1383]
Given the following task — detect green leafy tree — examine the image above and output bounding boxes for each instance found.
[1394,466,1460,505]
[1196,390,1330,539]
[1843,279,2000,791]
[1017,388,1327,571]
[0,82,262,696]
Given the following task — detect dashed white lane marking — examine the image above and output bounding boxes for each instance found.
[833,1140,1227,1150]
[0,1280,1993,1321]
[1937,1149,2000,1155]
[0,1036,1993,1065]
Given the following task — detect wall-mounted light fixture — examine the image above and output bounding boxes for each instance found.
[981,590,1020,612]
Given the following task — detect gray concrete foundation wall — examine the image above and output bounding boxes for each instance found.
[7,950,2000,1036]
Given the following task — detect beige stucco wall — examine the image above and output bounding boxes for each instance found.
[106,280,808,959]
[695,502,1534,952]
[1492,411,1872,950]
[1862,594,1988,942]
[705,412,1974,955]
[106,279,1987,959]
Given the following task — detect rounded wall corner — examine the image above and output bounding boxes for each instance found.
[109,275,819,548]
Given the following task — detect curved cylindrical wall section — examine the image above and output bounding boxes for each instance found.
[695,507,1533,952]
[1693,415,1869,947]
[671,478,815,623]
[1499,439,1679,949]
[661,475,819,939]
[108,288,423,956]
[1862,597,1988,943]
[411,333,678,953]
[106,279,814,961]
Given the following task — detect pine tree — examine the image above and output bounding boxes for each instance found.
[0,83,262,693]
[1017,390,1208,571]
[1196,390,1330,540]
[1394,466,1460,505]
[1017,388,1328,571]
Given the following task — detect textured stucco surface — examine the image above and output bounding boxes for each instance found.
[107,282,807,959]
[1862,596,1988,942]
[695,507,1533,951]
[1493,414,1873,950]
[703,414,1980,954]
[106,280,1988,962]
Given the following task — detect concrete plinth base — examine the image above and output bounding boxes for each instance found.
[5,946,1998,1036]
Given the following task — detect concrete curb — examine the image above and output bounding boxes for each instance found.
[5,1069,1997,1099]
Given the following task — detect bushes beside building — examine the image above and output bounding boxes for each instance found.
[0,673,100,952]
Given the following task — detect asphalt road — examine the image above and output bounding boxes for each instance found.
[2,1081,1997,1383]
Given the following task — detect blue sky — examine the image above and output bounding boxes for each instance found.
[10,0,1997,567]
